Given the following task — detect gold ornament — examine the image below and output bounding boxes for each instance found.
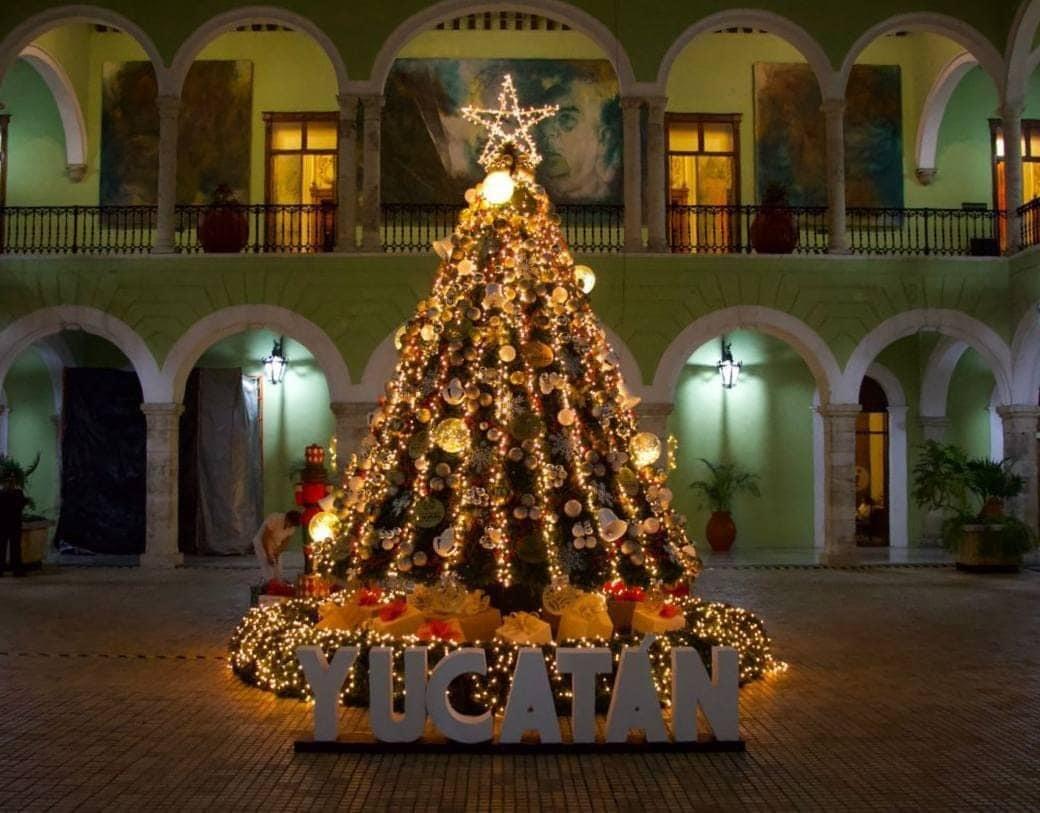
[521,341,554,368]
[630,432,663,468]
[442,378,465,405]
[393,324,407,350]
[551,286,569,304]
[307,511,340,543]
[414,496,446,528]
[431,418,470,454]
[557,408,576,427]
[457,258,476,275]
[498,344,517,362]
[574,265,596,293]
[564,499,582,518]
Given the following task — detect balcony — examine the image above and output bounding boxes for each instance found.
[0,201,1013,257]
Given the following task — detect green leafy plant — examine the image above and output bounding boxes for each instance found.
[0,453,42,519]
[689,459,761,513]
[911,440,1036,558]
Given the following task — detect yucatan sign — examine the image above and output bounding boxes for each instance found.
[297,635,740,747]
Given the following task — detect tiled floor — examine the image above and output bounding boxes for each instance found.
[1,561,1038,810]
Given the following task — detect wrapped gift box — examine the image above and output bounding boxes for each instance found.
[422,607,503,643]
[557,595,613,641]
[604,582,646,632]
[495,612,553,645]
[417,618,464,642]
[316,602,369,631]
[631,603,687,634]
[369,600,424,637]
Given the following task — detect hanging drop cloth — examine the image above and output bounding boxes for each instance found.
[179,368,262,554]
[55,368,146,554]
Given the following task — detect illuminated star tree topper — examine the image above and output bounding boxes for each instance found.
[461,74,559,171]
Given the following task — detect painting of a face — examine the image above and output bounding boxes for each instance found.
[754,63,902,209]
[383,59,621,204]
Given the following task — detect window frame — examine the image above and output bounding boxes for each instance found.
[988,117,1040,210]
[664,112,742,209]
[262,111,339,206]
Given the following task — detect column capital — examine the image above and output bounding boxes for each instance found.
[816,403,861,419]
[917,415,951,429]
[637,401,674,419]
[141,402,185,419]
[619,96,644,113]
[337,93,360,116]
[995,404,1040,421]
[329,401,376,420]
[1000,101,1025,121]
[156,94,181,119]
[359,93,385,112]
[914,168,937,186]
[645,96,668,118]
[820,98,845,117]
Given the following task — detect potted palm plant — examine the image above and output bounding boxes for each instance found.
[689,459,761,552]
[750,183,799,254]
[911,440,1035,571]
[0,453,50,567]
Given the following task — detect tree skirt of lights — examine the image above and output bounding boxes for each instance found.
[228,595,785,710]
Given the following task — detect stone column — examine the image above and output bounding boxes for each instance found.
[636,401,673,441]
[329,401,376,479]
[620,97,644,252]
[821,98,849,255]
[916,416,950,546]
[1001,103,1025,253]
[997,405,1039,532]
[818,404,861,563]
[335,94,360,252]
[0,403,8,457]
[645,96,668,253]
[153,94,181,255]
[139,403,184,568]
[360,94,384,252]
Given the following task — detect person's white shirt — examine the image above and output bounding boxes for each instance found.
[253,512,297,582]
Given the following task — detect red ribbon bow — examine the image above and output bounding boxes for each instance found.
[659,603,680,619]
[417,619,462,642]
[378,598,408,622]
[604,580,645,602]
[357,587,382,607]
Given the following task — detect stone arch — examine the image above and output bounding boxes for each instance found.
[366,0,637,95]
[656,9,837,98]
[17,44,88,174]
[650,305,843,405]
[170,6,349,94]
[0,305,164,401]
[915,52,979,181]
[1006,0,1040,106]
[838,13,1004,98]
[161,304,352,404]
[0,5,169,92]
[920,336,970,417]
[839,309,1013,406]
[1010,301,1040,404]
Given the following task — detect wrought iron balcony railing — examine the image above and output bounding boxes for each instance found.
[1019,197,1040,250]
[0,202,1008,257]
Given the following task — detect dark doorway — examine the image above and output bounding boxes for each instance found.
[856,376,889,546]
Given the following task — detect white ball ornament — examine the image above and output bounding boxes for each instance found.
[643,517,661,534]
[433,528,456,557]
[630,432,662,468]
[564,499,582,518]
[482,170,515,205]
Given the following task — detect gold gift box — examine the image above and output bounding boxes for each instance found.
[495,612,553,646]
[424,607,503,643]
[369,603,424,637]
[556,597,614,641]
[316,602,369,631]
[631,603,687,634]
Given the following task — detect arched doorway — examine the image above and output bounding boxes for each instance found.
[856,376,889,546]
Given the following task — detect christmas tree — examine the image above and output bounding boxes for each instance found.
[313,76,700,609]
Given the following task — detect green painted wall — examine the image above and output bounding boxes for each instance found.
[193,329,334,520]
[945,346,994,459]
[4,347,58,519]
[668,330,816,550]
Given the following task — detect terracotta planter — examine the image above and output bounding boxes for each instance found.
[705,511,737,552]
[20,519,52,566]
[955,524,1021,572]
[198,205,248,253]
[750,208,798,254]
[979,497,1004,520]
